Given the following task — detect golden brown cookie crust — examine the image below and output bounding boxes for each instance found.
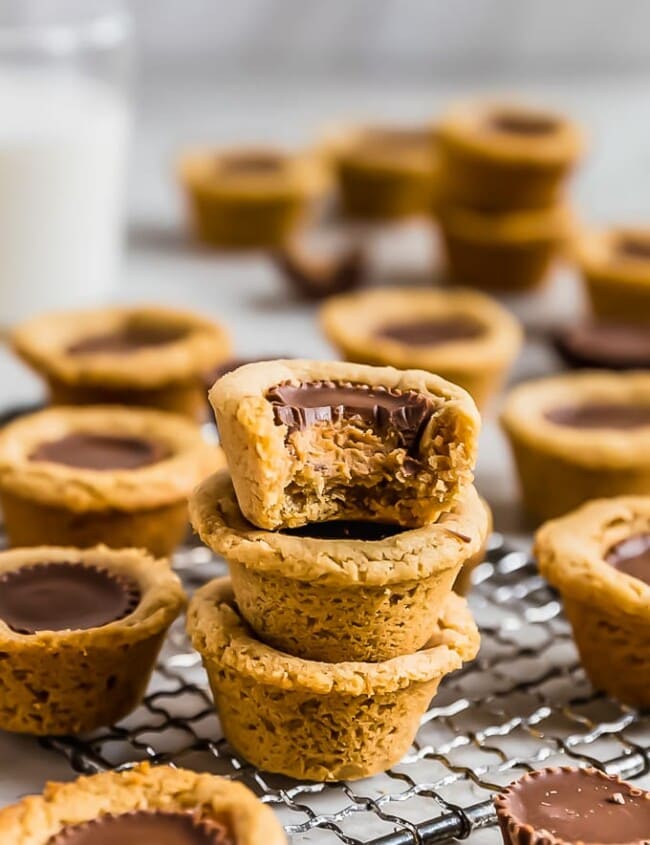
[12,305,231,391]
[210,358,480,529]
[438,203,573,245]
[0,546,185,735]
[0,762,286,845]
[0,405,223,513]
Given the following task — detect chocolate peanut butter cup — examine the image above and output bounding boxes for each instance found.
[575,226,650,324]
[178,144,326,249]
[190,471,488,662]
[0,406,223,555]
[11,305,231,420]
[0,546,184,735]
[536,495,650,707]
[437,99,585,211]
[495,767,650,845]
[321,287,522,410]
[0,763,285,845]
[502,372,650,522]
[554,321,650,371]
[210,359,479,530]
[187,577,480,781]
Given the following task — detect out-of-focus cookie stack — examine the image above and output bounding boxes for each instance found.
[188,359,489,781]
[434,100,585,292]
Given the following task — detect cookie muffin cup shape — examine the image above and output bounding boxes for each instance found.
[320,287,522,410]
[437,100,585,211]
[11,305,231,420]
[210,359,480,530]
[501,372,650,522]
[0,546,185,735]
[0,405,223,555]
[190,471,488,662]
[187,577,480,782]
[535,496,650,708]
[0,762,286,845]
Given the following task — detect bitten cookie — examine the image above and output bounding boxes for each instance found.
[0,762,285,844]
[535,496,650,708]
[188,577,480,782]
[190,470,488,662]
[0,546,184,735]
[210,359,480,530]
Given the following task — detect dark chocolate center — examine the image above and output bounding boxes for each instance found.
[504,769,650,843]
[67,324,188,356]
[376,316,485,346]
[555,322,650,371]
[266,380,434,455]
[616,236,650,261]
[281,520,408,541]
[47,811,231,845]
[218,152,283,174]
[544,402,650,430]
[606,532,650,586]
[0,562,140,634]
[29,432,169,471]
[489,110,558,136]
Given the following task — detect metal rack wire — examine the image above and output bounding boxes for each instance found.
[37,534,649,844]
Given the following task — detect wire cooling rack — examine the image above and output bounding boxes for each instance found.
[36,533,650,845]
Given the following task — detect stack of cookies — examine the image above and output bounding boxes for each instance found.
[434,99,585,292]
[187,359,488,781]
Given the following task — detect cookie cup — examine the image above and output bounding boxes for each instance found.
[501,372,650,522]
[438,204,571,292]
[535,497,650,707]
[320,287,522,410]
[437,100,584,211]
[11,305,231,420]
[210,359,480,530]
[0,406,223,556]
[0,762,285,845]
[190,471,488,662]
[0,546,185,735]
[575,226,650,322]
[187,578,480,781]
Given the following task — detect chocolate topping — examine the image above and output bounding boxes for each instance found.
[617,235,650,261]
[606,533,650,586]
[497,767,650,845]
[67,324,187,356]
[29,432,169,470]
[376,316,485,346]
[489,110,558,136]
[281,520,407,541]
[544,402,650,430]
[267,380,435,455]
[0,562,140,634]
[218,152,283,174]
[275,242,366,301]
[554,322,650,371]
[47,811,231,845]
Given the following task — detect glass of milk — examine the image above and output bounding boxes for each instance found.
[0,0,132,326]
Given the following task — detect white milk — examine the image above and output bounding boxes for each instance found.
[0,69,129,326]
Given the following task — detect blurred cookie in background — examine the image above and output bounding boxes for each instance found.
[554,320,650,371]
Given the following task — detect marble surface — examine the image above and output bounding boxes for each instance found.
[0,70,648,824]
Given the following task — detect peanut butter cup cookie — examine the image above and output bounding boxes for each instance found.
[0,546,184,735]
[575,226,650,322]
[210,359,480,529]
[437,100,585,211]
[326,123,438,219]
[12,305,231,420]
[190,471,487,662]
[320,287,522,409]
[536,496,650,707]
[437,203,572,292]
[495,767,650,845]
[0,406,222,555]
[501,372,650,522]
[0,762,285,844]
[188,577,479,781]
[179,145,324,248]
